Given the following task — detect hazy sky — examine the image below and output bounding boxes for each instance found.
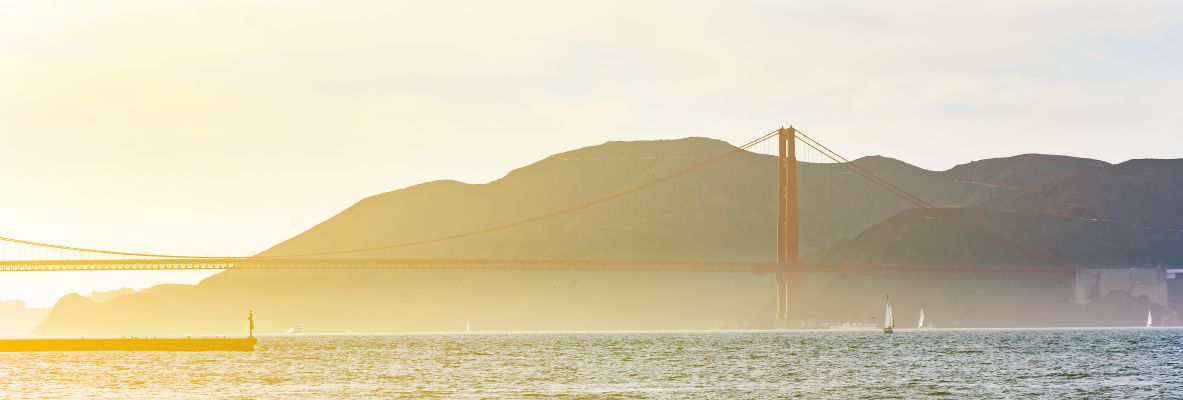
[1,1,1181,306]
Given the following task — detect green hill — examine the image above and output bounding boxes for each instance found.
[823,207,1183,268]
[33,138,1181,334]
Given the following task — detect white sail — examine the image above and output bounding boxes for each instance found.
[1147,310,1152,328]
[918,309,925,329]
[884,297,894,330]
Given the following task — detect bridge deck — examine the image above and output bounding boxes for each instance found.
[0,258,1075,279]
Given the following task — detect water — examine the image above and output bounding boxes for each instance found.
[1,329,1180,398]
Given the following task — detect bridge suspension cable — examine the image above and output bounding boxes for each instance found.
[0,129,783,260]
[0,235,224,259]
[0,125,1070,269]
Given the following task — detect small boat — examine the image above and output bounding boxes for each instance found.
[465,320,471,333]
[1146,309,1153,328]
[918,308,925,330]
[883,296,894,334]
[286,326,303,334]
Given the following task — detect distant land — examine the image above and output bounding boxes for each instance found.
[0,289,136,336]
[0,301,48,337]
[34,138,1183,335]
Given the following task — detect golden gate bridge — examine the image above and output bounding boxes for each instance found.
[0,127,1074,327]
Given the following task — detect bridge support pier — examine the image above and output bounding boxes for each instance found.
[775,267,801,329]
[775,271,784,323]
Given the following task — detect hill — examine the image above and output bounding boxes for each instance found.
[0,301,49,337]
[984,159,1183,229]
[33,138,1178,333]
[822,207,1183,268]
[36,137,999,334]
[944,154,1109,187]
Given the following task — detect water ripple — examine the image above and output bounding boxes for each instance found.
[0,329,1180,398]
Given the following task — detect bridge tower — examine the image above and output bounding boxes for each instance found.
[776,126,801,328]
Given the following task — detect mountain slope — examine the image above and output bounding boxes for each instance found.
[984,159,1183,229]
[36,138,1159,334]
[0,301,48,336]
[944,154,1109,187]
[823,207,1183,268]
[37,137,1003,335]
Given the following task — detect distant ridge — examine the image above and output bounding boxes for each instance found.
[944,153,1109,187]
[984,158,1183,229]
[31,137,1183,334]
[823,207,1183,268]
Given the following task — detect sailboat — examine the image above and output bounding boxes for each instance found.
[918,309,925,330]
[883,296,894,334]
[1146,309,1153,328]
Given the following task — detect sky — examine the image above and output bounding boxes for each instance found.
[1,1,1181,307]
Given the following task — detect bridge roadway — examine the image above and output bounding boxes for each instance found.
[0,258,1075,279]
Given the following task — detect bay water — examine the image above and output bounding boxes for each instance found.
[1,329,1179,398]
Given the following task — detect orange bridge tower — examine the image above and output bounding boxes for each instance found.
[776,126,801,328]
